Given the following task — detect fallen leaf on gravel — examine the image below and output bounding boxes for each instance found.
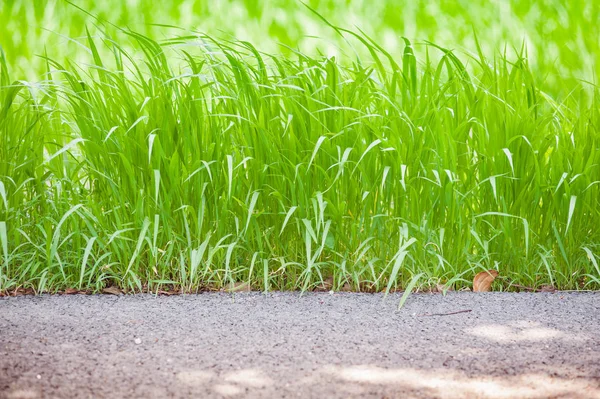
[102,286,123,295]
[473,270,499,292]
[64,288,79,295]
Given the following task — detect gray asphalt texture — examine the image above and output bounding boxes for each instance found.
[1,292,599,399]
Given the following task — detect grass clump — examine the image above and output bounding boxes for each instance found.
[0,21,599,293]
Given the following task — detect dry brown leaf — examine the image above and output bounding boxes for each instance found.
[64,288,79,295]
[473,270,499,292]
[102,286,123,295]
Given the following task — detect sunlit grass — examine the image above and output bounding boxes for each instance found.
[1,0,599,96]
[0,3,599,293]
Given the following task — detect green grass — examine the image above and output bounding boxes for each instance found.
[0,1,599,293]
[2,0,599,96]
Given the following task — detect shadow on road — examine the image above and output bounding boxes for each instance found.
[1,293,599,398]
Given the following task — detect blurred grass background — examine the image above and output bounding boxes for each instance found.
[1,0,598,96]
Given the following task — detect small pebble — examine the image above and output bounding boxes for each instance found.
[134,338,142,345]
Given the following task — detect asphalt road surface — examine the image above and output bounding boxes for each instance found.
[1,292,599,398]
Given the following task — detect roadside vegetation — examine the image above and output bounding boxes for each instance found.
[0,0,598,294]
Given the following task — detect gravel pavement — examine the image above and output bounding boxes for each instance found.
[1,292,599,398]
